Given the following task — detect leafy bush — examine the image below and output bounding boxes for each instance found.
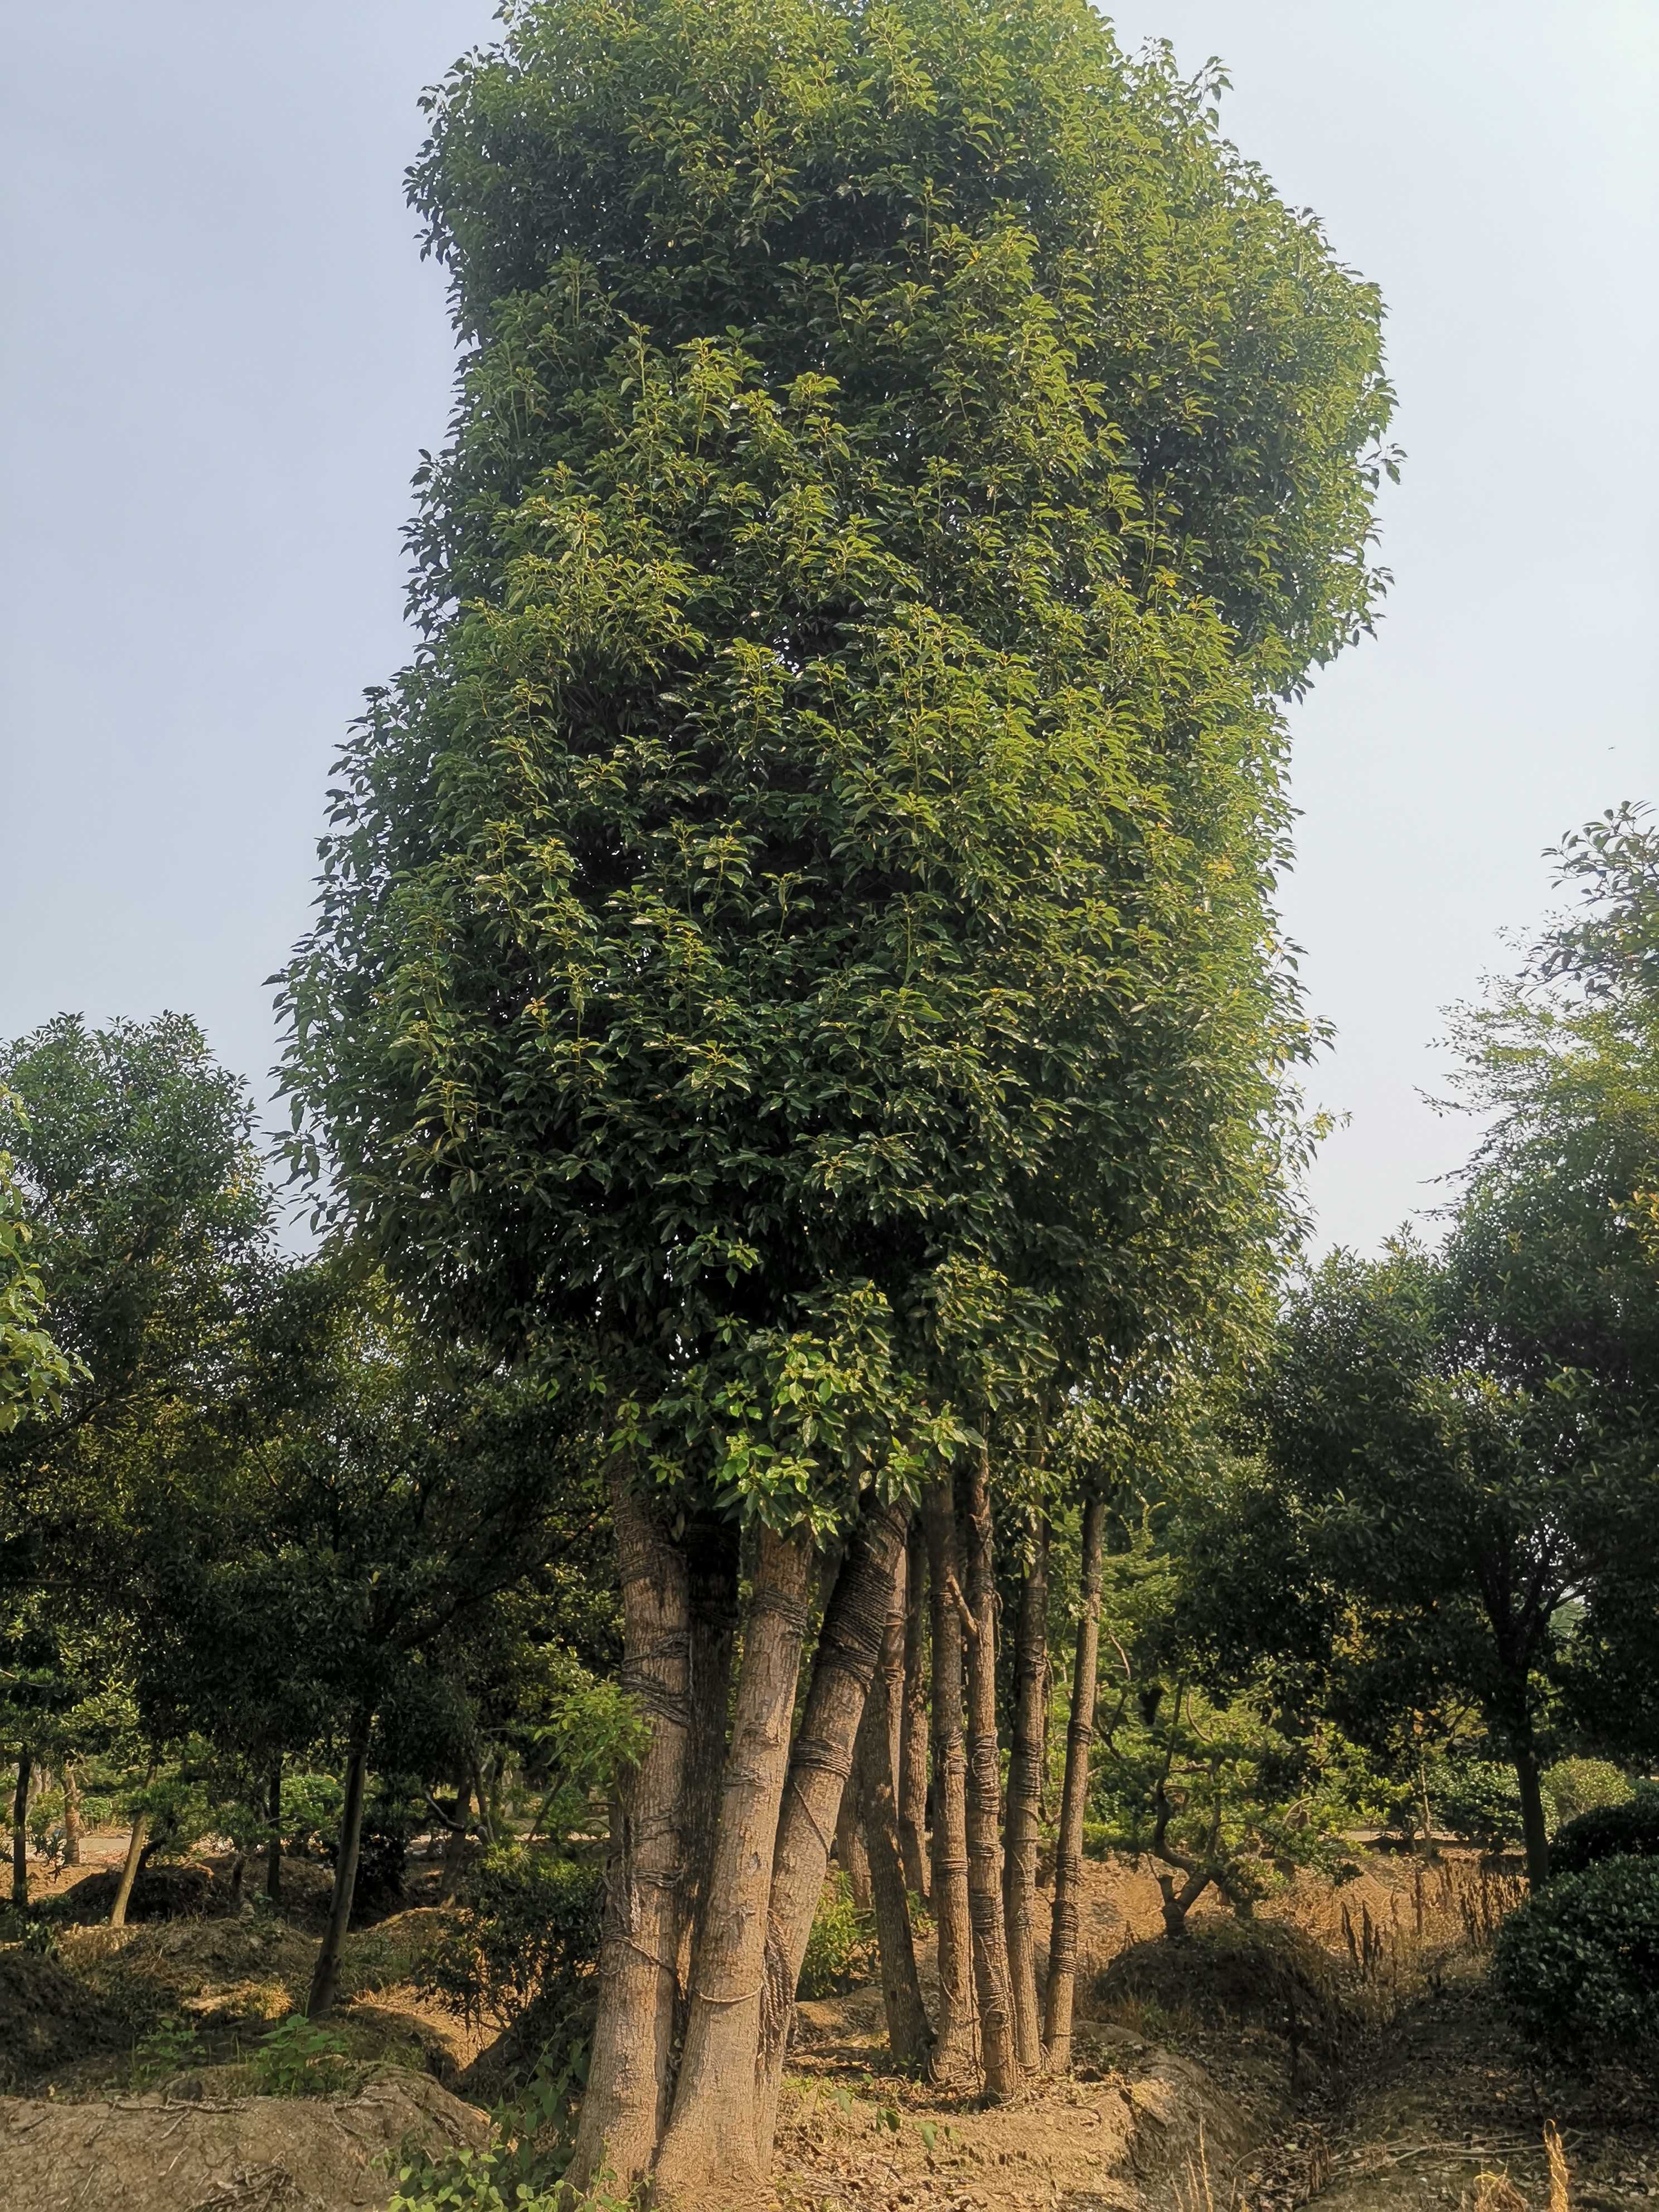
[797,1873,874,2000]
[1493,1855,1659,2047]
[1551,1783,1659,1879]
[420,1845,603,2033]
[1433,1759,1522,1852]
[1541,1760,1633,1836]
[247,2012,354,2097]
[130,2016,207,2087]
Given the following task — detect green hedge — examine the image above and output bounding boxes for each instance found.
[1493,1855,1659,2048]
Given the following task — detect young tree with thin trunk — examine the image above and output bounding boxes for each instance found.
[854,1569,934,2073]
[1045,1494,1107,2067]
[959,1454,1021,2099]
[10,1748,30,1909]
[898,1522,930,1901]
[307,1726,369,2020]
[1003,1517,1049,2072]
[279,0,1394,2180]
[923,1482,978,2078]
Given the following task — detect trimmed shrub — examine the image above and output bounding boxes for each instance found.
[1550,1783,1659,1880]
[1493,1854,1659,2048]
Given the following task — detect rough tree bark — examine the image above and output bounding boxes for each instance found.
[960,1453,1022,2100]
[11,1748,30,1909]
[63,1759,82,1869]
[897,1520,930,1901]
[307,1725,369,2019]
[653,1527,813,2208]
[835,1788,872,1909]
[923,1479,977,2079]
[1003,1519,1049,2073]
[754,1496,909,2168]
[566,1466,692,2198]
[265,1759,283,1904]
[854,1578,934,2072]
[1044,1493,1105,2068]
[673,1523,740,2054]
[1514,1740,1551,1889]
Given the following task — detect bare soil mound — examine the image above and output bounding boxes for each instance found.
[0,1949,125,2085]
[1095,1917,1357,2067]
[54,1862,220,1923]
[0,2073,489,2212]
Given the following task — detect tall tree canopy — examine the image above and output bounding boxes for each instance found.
[278,0,1394,2194]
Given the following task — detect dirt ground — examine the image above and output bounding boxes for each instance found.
[3,1836,1656,2211]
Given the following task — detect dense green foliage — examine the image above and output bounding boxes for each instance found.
[1493,1855,1659,2048]
[280,0,1395,1539]
[422,1843,605,2031]
[1550,1784,1659,1879]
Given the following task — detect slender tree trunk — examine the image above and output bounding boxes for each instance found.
[110,1765,154,1929]
[654,1529,813,2207]
[960,1453,1022,2101]
[1044,1495,1105,2068]
[63,1759,82,1870]
[11,1748,31,1910]
[261,1759,284,1904]
[1003,1520,1048,2073]
[307,1726,369,2019]
[855,1579,934,2072]
[567,1464,693,2199]
[469,1750,495,1846]
[439,1768,470,1902]
[835,1789,872,1908]
[754,1496,909,2168]
[923,1479,977,2080]
[1514,1741,1551,1888]
[898,1521,930,1901]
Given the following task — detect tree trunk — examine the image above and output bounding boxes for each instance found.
[1003,1520,1048,2073]
[439,1768,470,1902]
[1514,1741,1551,1888]
[307,1727,368,2019]
[63,1759,82,1869]
[469,1750,495,1846]
[897,1521,930,1901]
[923,1479,977,2080]
[855,1580,934,2072]
[265,1759,284,1904]
[1044,1494,1105,2068]
[653,1528,812,2208]
[567,1463,693,2199]
[11,1748,30,1909]
[960,1453,1021,2100]
[835,1788,872,1908]
[110,1773,153,1929]
[754,1496,909,2169]
[1157,1864,1211,1940]
[674,1523,740,2056]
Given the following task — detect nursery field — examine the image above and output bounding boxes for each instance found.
[3,1832,1655,2212]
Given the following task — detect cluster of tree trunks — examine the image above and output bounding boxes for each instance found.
[570,1466,1112,2206]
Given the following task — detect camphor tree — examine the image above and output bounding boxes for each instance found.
[280,0,1393,2194]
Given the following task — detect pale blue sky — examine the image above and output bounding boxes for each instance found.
[4,3,1655,1250]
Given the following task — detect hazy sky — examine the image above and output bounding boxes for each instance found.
[4,3,1655,1251]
